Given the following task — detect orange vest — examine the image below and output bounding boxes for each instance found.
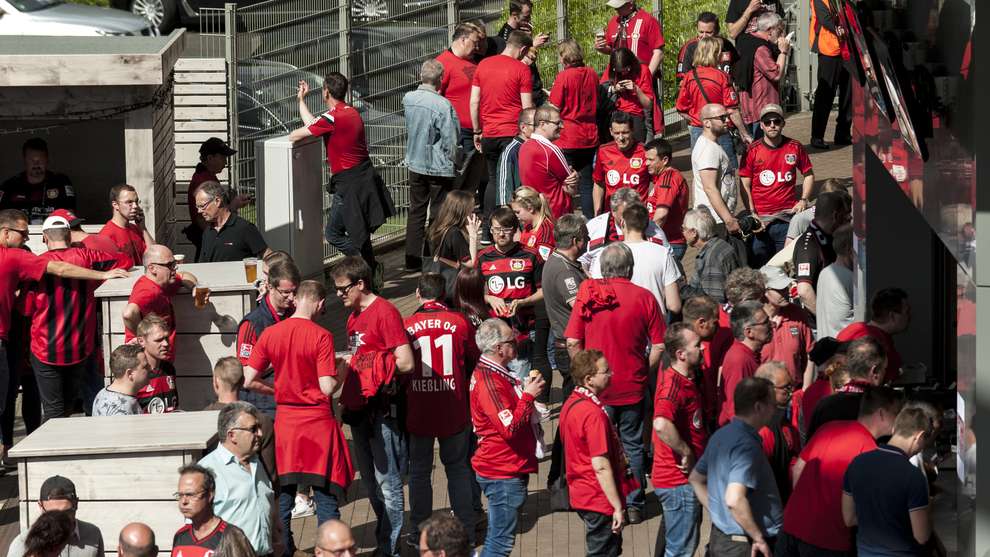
[809,0,841,56]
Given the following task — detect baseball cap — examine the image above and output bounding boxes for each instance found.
[41,215,70,232]
[810,337,848,366]
[40,476,77,501]
[606,0,631,8]
[50,208,84,228]
[199,137,237,157]
[759,103,785,120]
[760,264,792,290]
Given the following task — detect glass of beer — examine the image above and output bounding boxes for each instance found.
[193,286,210,309]
[243,257,259,283]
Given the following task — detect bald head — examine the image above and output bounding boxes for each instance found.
[317,520,355,556]
[699,103,726,120]
[756,361,792,406]
[118,523,157,557]
[142,244,173,268]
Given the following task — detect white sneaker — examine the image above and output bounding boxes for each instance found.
[290,494,315,519]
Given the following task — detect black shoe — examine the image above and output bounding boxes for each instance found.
[627,507,644,524]
[833,136,853,146]
[810,138,830,149]
[404,532,420,549]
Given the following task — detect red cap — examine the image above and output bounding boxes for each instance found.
[50,209,84,228]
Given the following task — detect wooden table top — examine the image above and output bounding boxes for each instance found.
[9,411,219,458]
[95,261,256,297]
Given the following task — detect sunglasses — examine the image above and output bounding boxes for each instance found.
[706,114,730,122]
[761,117,783,127]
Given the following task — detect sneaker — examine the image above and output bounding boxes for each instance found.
[404,532,420,549]
[626,507,644,524]
[290,494,315,519]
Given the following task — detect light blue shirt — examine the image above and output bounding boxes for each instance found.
[402,84,459,177]
[199,444,274,555]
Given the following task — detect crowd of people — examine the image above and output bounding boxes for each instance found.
[0,0,941,556]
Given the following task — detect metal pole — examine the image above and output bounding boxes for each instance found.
[556,0,566,43]
[224,2,239,191]
[447,0,458,41]
[339,3,351,103]
[796,0,813,111]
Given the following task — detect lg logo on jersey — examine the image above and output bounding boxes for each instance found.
[487,275,527,294]
[758,169,793,186]
[606,169,641,187]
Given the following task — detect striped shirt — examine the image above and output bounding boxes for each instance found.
[519,132,573,219]
[495,137,523,206]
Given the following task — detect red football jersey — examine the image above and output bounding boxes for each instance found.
[592,142,650,211]
[403,302,479,438]
[171,519,230,557]
[605,8,665,66]
[98,220,145,269]
[549,65,600,150]
[437,49,478,129]
[0,248,47,342]
[472,54,533,138]
[674,66,738,127]
[307,101,370,174]
[652,367,707,488]
[519,219,555,262]
[836,322,901,385]
[125,275,180,361]
[700,326,734,424]
[476,243,542,333]
[247,317,337,407]
[718,340,761,425]
[470,356,538,479]
[739,138,814,215]
[645,166,689,244]
[341,296,409,409]
[518,135,574,219]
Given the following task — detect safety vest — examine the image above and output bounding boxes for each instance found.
[809,0,841,56]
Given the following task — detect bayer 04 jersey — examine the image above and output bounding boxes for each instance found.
[476,243,543,331]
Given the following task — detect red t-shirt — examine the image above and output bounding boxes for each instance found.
[518,135,574,219]
[800,377,832,435]
[307,101,370,174]
[403,302,478,438]
[836,322,901,384]
[341,296,409,409]
[674,66,738,127]
[739,138,814,215]
[472,54,533,138]
[564,278,665,406]
[562,388,633,514]
[98,220,146,269]
[652,368,707,488]
[31,247,124,365]
[700,326,734,425]
[645,166,689,244]
[80,233,123,256]
[718,340,761,425]
[125,276,180,359]
[592,142,650,211]
[519,219,555,262]
[761,305,815,386]
[601,64,654,117]
[549,65,600,150]
[437,49,478,129]
[187,164,218,225]
[605,8,665,66]
[470,356,538,479]
[247,317,337,407]
[783,420,877,551]
[0,248,47,341]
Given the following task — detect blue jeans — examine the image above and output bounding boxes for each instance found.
[350,413,406,556]
[655,484,701,557]
[409,428,476,543]
[477,475,528,557]
[506,332,533,381]
[748,220,790,268]
[669,242,687,262]
[278,483,339,554]
[605,400,647,511]
[688,126,737,171]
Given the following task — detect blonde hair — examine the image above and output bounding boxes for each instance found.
[558,38,584,67]
[213,356,244,389]
[513,186,552,230]
[692,36,722,68]
[136,313,170,337]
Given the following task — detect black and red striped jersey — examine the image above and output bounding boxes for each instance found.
[171,519,230,557]
[476,243,543,332]
[29,247,127,366]
[137,360,179,414]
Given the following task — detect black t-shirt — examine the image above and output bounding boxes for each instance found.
[198,214,268,263]
[792,220,835,287]
[0,171,76,224]
[677,36,739,77]
[436,228,470,263]
[807,391,862,439]
[726,0,784,33]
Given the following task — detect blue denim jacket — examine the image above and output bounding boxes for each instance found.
[402,85,459,177]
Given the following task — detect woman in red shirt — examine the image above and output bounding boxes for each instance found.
[512,186,556,262]
[601,47,654,143]
[550,39,600,220]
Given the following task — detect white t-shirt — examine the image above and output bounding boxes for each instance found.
[691,134,737,223]
[589,240,682,315]
[815,261,854,339]
[787,206,815,240]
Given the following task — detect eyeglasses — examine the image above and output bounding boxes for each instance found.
[317,544,357,557]
[2,227,28,239]
[542,119,564,128]
[761,117,783,127]
[273,286,297,298]
[194,197,218,211]
[173,490,207,501]
[150,261,178,271]
[773,383,794,393]
[335,282,357,295]
[491,226,515,235]
[705,114,730,122]
[230,424,262,434]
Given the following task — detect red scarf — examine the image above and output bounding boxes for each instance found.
[837,379,873,394]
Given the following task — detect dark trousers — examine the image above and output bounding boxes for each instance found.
[532,313,552,404]
[481,136,516,214]
[774,531,853,557]
[562,147,597,219]
[456,128,486,195]
[31,354,86,422]
[578,510,623,557]
[709,526,776,557]
[325,189,376,269]
[1,341,40,445]
[405,172,453,261]
[546,346,573,487]
[811,54,852,142]
[278,483,339,555]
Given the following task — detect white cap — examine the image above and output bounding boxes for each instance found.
[606,0,631,8]
[760,264,792,290]
[42,216,70,231]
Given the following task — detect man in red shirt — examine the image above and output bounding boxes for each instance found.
[470,318,544,557]
[243,280,353,554]
[836,288,911,385]
[644,138,689,261]
[592,112,649,215]
[718,300,771,426]
[779,387,903,556]
[134,314,178,414]
[682,295,733,430]
[470,30,534,226]
[50,209,119,256]
[519,105,577,219]
[596,0,664,73]
[561,349,636,556]
[403,274,479,543]
[437,24,481,159]
[122,244,200,354]
[565,242,665,523]
[760,265,815,389]
[98,184,153,269]
[290,73,394,281]
[755,362,801,503]
[652,323,707,557]
[29,215,128,422]
[331,256,413,555]
[739,105,815,266]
